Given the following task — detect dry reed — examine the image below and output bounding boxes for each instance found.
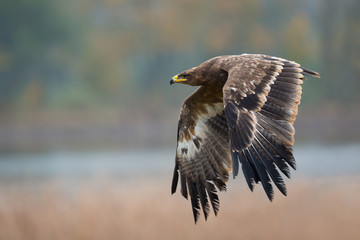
[0,177,359,240]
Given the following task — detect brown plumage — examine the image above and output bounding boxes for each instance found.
[170,54,320,223]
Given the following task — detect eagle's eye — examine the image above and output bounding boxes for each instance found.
[179,73,189,78]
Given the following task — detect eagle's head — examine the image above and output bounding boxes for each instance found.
[170,57,228,86]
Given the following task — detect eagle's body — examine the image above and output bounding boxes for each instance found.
[170,54,319,223]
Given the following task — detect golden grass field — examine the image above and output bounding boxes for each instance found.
[0,177,359,240]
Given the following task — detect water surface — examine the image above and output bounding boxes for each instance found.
[0,144,359,185]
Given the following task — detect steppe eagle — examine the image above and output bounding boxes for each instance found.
[170,54,319,223]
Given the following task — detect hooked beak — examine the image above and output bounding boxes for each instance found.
[170,75,187,85]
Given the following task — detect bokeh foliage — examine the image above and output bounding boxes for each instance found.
[0,0,359,112]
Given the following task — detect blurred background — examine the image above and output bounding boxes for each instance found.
[0,0,360,239]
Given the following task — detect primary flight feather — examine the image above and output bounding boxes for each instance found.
[170,54,320,223]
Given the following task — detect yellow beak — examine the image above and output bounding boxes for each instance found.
[170,75,187,85]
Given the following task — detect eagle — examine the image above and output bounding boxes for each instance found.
[170,54,319,223]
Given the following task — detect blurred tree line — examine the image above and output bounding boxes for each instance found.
[0,0,359,113]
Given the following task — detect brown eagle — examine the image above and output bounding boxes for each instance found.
[170,54,319,223]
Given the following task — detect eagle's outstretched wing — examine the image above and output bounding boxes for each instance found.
[221,54,319,200]
[171,86,231,223]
